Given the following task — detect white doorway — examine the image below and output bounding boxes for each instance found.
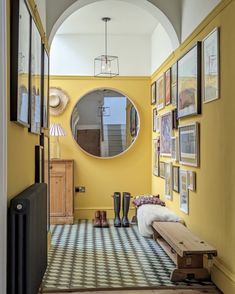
[0,0,8,293]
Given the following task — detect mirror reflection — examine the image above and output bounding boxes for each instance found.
[71,89,139,157]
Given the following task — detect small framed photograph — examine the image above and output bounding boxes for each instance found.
[10,0,31,127]
[177,42,201,119]
[153,138,160,176]
[172,109,178,129]
[171,62,178,107]
[160,111,172,157]
[151,81,156,105]
[203,27,220,103]
[130,105,138,137]
[171,136,179,161]
[179,169,189,214]
[35,145,43,183]
[179,122,200,167]
[165,68,171,105]
[187,170,196,191]
[30,20,42,134]
[159,161,165,179]
[153,108,157,132]
[156,74,165,111]
[165,162,172,200]
[172,166,179,193]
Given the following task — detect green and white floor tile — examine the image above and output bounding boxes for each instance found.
[42,220,215,292]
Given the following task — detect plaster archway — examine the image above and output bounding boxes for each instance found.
[48,0,180,49]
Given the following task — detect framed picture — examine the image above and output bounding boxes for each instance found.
[203,27,220,103]
[30,20,42,134]
[10,0,31,127]
[156,74,165,111]
[179,169,189,214]
[159,161,165,179]
[165,162,172,200]
[172,109,178,129]
[153,138,160,176]
[151,81,156,105]
[171,62,177,107]
[130,105,138,137]
[172,166,179,193]
[41,46,49,129]
[153,108,157,132]
[165,68,171,105]
[179,122,200,167]
[187,170,196,191]
[35,145,43,183]
[177,43,201,119]
[160,111,172,157]
[171,136,179,161]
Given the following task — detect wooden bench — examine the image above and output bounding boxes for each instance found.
[152,222,217,282]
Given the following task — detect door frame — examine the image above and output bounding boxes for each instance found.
[0,0,8,293]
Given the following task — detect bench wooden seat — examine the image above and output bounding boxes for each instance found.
[152,222,217,282]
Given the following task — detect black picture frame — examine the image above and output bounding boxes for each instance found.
[171,62,178,107]
[41,46,49,129]
[172,166,180,193]
[177,42,201,119]
[40,133,50,230]
[10,0,31,127]
[35,145,43,183]
[29,19,42,134]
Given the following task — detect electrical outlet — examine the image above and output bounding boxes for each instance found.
[75,186,86,193]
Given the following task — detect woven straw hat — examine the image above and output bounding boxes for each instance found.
[49,87,69,116]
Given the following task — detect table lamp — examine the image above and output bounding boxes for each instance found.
[49,123,66,159]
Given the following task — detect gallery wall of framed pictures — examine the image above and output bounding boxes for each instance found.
[151,26,220,214]
[10,0,50,135]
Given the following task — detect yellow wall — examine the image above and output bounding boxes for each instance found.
[151,0,235,293]
[50,76,151,219]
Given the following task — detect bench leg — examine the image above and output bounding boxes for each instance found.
[170,268,210,282]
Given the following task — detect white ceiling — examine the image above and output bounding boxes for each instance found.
[57,0,159,35]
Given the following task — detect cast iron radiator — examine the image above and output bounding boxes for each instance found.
[7,183,47,294]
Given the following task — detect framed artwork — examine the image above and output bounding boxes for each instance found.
[153,139,160,176]
[179,169,189,214]
[35,145,43,183]
[203,27,220,103]
[172,166,179,193]
[41,46,49,129]
[30,20,42,134]
[171,62,178,107]
[171,136,179,161]
[151,82,156,105]
[156,74,165,111]
[188,170,196,191]
[130,105,138,137]
[160,111,172,157]
[165,162,172,200]
[159,161,165,179]
[177,43,201,119]
[172,109,178,129]
[165,68,171,105]
[179,122,200,167]
[153,108,157,132]
[10,0,31,127]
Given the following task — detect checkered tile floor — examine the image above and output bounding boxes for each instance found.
[42,220,215,291]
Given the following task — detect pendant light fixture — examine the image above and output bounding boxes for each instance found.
[94,17,119,77]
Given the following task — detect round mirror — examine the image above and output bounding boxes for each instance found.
[71,89,139,158]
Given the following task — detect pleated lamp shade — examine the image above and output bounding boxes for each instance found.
[49,123,66,137]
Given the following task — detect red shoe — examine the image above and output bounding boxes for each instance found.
[100,211,109,228]
[93,210,101,227]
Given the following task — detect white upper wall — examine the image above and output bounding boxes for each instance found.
[181,0,221,41]
[151,23,173,74]
[50,34,151,76]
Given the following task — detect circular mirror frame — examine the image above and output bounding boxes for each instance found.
[70,87,140,159]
